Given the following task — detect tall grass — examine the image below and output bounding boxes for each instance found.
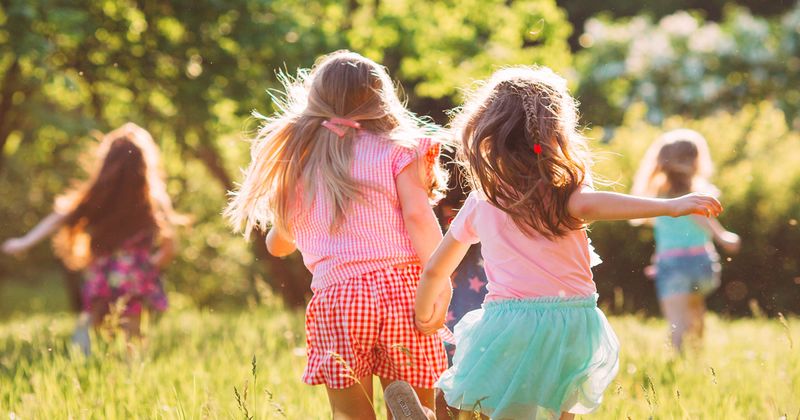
[0,297,797,419]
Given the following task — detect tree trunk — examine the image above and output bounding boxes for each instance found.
[193,126,311,307]
[0,59,22,173]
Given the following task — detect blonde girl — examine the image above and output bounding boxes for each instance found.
[2,123,180,352]
[414,67,723,419]
[631,129,740,351]
[225,51,448,419]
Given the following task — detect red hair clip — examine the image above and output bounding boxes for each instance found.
[321,118,361,138]
[533,143,543,155]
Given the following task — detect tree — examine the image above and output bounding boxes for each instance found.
[0,0,573,308]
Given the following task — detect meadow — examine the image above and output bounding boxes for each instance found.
[0,288,797,420]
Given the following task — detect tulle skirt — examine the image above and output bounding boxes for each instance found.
[437,294,619,419]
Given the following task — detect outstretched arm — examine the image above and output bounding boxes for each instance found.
[415,231,471,335]
[692,216,741,254]
[1,212,67,256]
[396,158,442,267]
[266,225,297,257]
[568,187,722,221]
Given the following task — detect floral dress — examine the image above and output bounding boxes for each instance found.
[81,232,167,316]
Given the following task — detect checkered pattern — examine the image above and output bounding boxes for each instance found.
[302,264,448,389]
[292,132,440,290]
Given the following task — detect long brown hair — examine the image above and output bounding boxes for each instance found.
[226,50,448,236]
[453,66,590,238]
[54,123,179,269]
[631,128,714,198]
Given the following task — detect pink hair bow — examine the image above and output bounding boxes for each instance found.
[321,117,361,137]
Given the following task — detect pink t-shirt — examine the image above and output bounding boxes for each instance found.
[291,131,439,291]
[449,192,598,301]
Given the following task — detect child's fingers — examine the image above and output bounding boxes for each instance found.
[414,317,439,336]
[691,196,722,217]
[415,316,444,336]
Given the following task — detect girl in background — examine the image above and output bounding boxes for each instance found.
[225,51,448,419]
[631,129,740,351]
[2,123,180,353]
[414,67,723,419]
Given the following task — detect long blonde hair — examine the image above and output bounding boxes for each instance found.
[453,66,591,238]
[631,128,714,198]
[226,50,447,236]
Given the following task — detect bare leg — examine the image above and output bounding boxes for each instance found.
[559,412,575,420]
[380,377,435,420]
[121,312,142,338]
[326,375,376,420]
[435,388,454,419]
[659,294,693,352]
[686,294,706,350]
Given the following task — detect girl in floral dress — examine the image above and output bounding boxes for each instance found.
[2,123,181,353]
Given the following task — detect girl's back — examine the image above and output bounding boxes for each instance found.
[226,51,449,416]
[653,215,711,253]
[415,66,722,419]
[449,192,596,300]
[293,132,438,289]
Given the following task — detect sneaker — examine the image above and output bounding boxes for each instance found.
[384,380,431,420]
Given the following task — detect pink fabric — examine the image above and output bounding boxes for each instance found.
[449,192,597,301]
[291,131,440,290]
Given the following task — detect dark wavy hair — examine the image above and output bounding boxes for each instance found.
[452,67,590,238]
[54,123,181,269]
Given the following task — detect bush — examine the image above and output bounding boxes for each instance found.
[589,102,800,315]
[575,5,800,130]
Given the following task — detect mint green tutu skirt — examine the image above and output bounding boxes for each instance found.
[436,294,619,419]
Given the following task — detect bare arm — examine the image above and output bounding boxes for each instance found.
[415,231,471,335]
[1,212,67,256]
[266,225,297,257]
[150,235,177,269]
[692,216,741,254]
[396,158,442,267]
[568,187,722,221]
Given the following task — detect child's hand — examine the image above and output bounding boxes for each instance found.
[2,237,32,257]
[719,231,741,254]
[643,264,657,280]
[669,193,722,218]
[415,287,452,336]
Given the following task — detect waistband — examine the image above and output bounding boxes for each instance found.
[656,245,710,259]
[483,293,599,310]
[312,262,421,291]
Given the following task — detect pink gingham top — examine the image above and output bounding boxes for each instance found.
[291,131,440,290]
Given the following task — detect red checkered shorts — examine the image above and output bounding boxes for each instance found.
[302,264,447,389]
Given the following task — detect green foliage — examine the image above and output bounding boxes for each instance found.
[0,0,573,306]
[1,304,798,417]
[590,102,800,315]
[575,4,800,129]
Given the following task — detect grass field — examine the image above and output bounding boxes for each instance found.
[0,294,798,419]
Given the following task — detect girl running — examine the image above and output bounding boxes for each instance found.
[414,67,723,419]
[225,51,448,419]
[631,129,740,351]
[2,123,180,353]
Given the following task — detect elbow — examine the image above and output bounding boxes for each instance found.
[266,242,294,258]
[567,199,593,221]
[420,265,446,284]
